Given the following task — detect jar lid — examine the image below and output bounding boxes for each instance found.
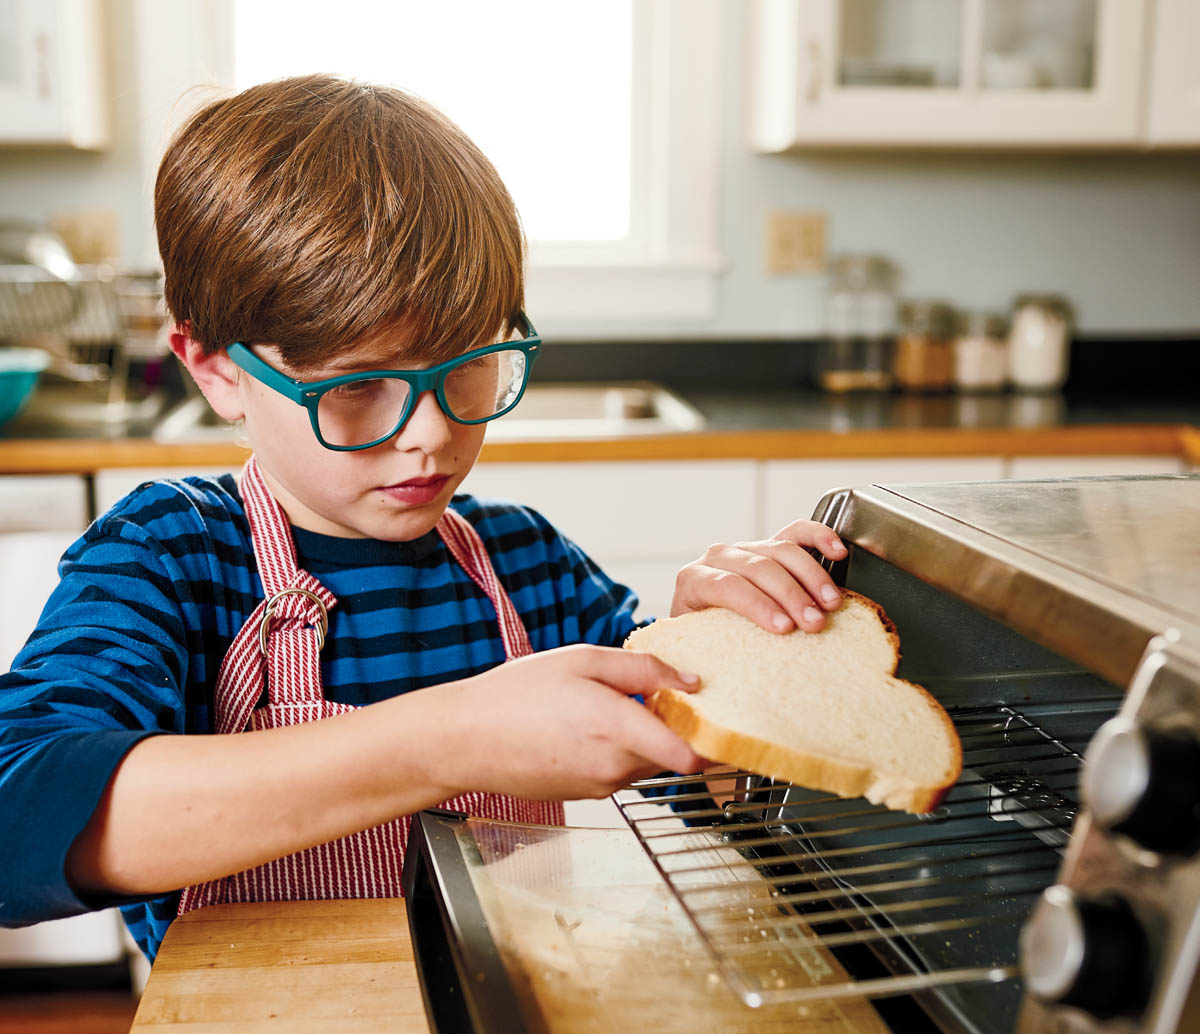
[1012,293,1074,324]
[900,299,956,336]
[956,310,1008,338]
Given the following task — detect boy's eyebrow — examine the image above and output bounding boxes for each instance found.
[319,347,426,373]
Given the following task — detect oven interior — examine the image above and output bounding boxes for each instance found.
[404,546,1126,1034]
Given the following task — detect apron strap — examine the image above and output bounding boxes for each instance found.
[436,508,532,660]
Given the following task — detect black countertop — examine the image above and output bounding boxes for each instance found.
[676,387,1200,433]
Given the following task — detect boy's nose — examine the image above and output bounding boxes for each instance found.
[392,389,453,452]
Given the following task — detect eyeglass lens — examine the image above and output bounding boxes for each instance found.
[315,347,528,447]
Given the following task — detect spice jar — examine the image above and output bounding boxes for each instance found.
[1008,294,1073,392]
[816,254,897,393]
[894,300,955,392]
[953,311,1008,393]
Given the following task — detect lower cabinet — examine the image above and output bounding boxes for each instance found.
[763,454,1187,536]
[762,457,1007,535]
[461,460,759,621]
[0,475,89,533]
[92,466,236,515]
[1005,455,1185,479]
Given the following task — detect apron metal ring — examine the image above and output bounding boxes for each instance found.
[259,588,330,655]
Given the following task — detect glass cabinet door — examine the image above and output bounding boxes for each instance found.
[978,0,1097,92]
[838,0,964,89]
[835,0,1099,93]
[749,0,1148,149]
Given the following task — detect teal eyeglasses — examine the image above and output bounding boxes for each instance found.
[226,313,541,451]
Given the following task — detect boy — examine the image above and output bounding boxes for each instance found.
[0,76,846,961]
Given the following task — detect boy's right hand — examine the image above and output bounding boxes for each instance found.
[446,644,706,801]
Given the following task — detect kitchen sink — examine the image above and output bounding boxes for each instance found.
[485,382,706,438]
[151,381,707,443]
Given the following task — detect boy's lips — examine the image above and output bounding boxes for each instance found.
[379,474,450,505]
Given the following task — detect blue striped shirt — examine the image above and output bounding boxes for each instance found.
[0,474,641,960]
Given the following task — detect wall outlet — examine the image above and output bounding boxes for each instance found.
[765,210,827,274]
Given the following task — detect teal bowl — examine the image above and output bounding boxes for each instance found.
[0,348,51,428]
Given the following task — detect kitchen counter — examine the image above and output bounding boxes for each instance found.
[0,387,1196,474]
[129,899,431,1032]
[129,886,891,1033]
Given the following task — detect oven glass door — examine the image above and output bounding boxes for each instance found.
[405,810,906,1033]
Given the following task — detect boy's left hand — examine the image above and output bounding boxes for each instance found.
[671,519,848,634]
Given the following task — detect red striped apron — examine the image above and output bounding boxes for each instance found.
[178,457,563,914]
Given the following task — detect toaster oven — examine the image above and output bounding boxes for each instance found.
[404,474,1200,1034]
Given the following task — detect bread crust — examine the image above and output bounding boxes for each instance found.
[840,589,901,671]
[630,592,962,814]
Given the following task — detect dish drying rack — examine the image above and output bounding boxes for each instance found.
[613,696,1118,1021]
[0,264,168,412]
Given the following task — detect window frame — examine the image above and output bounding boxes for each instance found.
[525,0,725,332]
[133,0,725,337]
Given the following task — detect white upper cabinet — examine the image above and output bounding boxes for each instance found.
[0,0,109,148]
[749,0,1163,150]
[1145,0,1200,146]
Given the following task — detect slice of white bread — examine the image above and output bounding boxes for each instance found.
[623,591,962,813]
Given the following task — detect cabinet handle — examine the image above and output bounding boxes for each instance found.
[805,36,822,104]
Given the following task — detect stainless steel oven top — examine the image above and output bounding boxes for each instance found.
[879,475,1200,626]
[815,474,1200,692]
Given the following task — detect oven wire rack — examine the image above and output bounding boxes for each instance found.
[612,699,1117,1010]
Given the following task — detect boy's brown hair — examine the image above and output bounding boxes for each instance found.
[155,75,524,370]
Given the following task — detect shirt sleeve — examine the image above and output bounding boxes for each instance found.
[0,518,193,926]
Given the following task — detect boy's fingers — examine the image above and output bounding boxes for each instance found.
[620,703,706,775]
[747,539,843,613]
[702,540,842,630]
[572,644,701,695]
[693,543,835,632]
[677,562,808,634]
[740,547,829,630]
[773,520,848,560]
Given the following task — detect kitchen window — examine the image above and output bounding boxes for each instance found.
[228,0,724,333]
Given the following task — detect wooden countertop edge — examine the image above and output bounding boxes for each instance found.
[0,423,1194,474]
[130,898,431,1032]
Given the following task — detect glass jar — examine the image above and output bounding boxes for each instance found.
[894,300,955,392]
[953,311,1008,393]
[816,254,897,393]
[1008,294,1073,392]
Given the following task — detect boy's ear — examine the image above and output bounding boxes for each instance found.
[168,323,246,422]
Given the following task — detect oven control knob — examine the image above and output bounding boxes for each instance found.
[1020,885,1152,1019]
[1083,718,1200,854]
